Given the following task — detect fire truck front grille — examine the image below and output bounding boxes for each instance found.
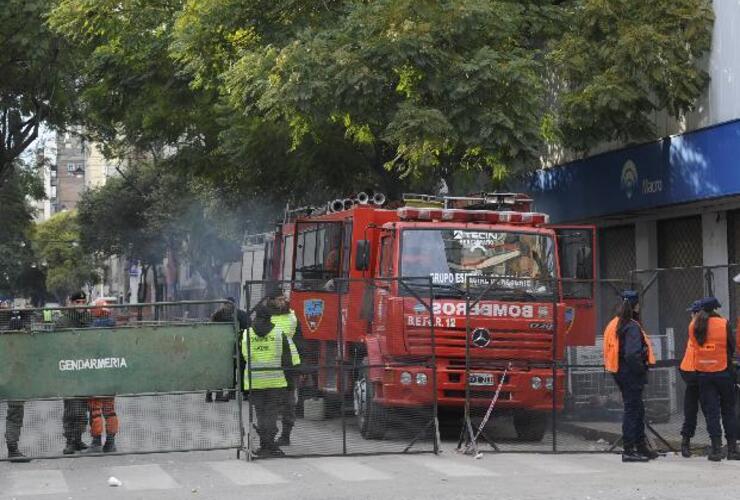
[407,329,553,357]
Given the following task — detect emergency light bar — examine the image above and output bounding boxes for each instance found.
[397,207,549,225]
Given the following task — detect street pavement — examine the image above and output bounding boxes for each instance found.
[2,448,740,500]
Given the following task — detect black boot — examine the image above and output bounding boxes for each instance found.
[7,443,31,463]
[636,441,659,460]
[622,444,650,463]
[708,437,723,462]
[726,440,740,460]
[86,436,102,453]
[681,436,691,458]
[103,435,117,453]
[76,440,88,451]
[277,424,292,446]
[62,441,77,455]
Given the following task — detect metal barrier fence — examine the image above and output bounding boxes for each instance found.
[3,267,739,461]
[239,271,738,458]
[0,301,243,461]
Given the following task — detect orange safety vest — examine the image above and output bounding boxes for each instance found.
[603,317,656,373]
[688,317,728,373]
[680,336,697,372]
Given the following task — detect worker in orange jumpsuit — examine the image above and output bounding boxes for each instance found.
[88,299,119,453]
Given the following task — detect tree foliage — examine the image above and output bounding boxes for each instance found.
[31,211,98,302]
[48,0,714,194]
[77,160,243,298]
[550,0,714,151]
[0,164,45,299]
[0,0,80,184]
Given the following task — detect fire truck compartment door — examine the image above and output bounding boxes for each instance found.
[551,226,597,346]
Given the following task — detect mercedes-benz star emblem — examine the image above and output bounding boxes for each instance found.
[471,328,491,348]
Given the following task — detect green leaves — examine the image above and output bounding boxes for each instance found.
[31,211,98,302]
[549,0,713,152]
[45,0,713,199]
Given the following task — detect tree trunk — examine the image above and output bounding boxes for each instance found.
[139,264,150,303]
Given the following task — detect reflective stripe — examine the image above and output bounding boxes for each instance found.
[272,311,298,338]
[287,336,301,366]
[242,326,287,390]
[273,310,301,366]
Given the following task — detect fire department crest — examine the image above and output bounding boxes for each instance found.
[304,299,325,332]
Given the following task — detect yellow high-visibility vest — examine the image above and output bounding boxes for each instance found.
[242,326,288,390]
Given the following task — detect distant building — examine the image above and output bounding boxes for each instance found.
[53,130,117,214]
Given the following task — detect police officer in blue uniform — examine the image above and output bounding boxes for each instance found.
[687,297,739,461]
[679,300,702,457]
[603,290,658,462]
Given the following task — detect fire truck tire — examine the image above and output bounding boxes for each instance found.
[513,411,548,442]
[354,358,387,439]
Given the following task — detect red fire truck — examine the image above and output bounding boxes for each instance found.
[257,193,596,441]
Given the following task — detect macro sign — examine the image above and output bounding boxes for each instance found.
[527,118,740,222]
[0,324,236,399]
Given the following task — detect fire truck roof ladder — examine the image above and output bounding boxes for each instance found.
[402,192,533,211]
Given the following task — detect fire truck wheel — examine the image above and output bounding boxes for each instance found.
[513,411,548,442]
[354,358,387,439]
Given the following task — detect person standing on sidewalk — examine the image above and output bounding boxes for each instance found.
[242,304,291,457]
[56,291,92,455]
[2,304,31,462]
[686,297,739,461]
[87,299,119,453]
[265,284,302,446]
[603,290,658,462]
[679,300,702,457]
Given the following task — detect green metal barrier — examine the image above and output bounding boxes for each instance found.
[0,323,237,399]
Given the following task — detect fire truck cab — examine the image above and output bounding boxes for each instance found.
[258,193,596,441]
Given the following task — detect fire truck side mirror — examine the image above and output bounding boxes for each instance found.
[355,240,370,271]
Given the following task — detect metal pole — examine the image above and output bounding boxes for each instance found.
[428,276,439,454]
[245,284,254,461]
[234,301,244,459]
[337,277,347,456]
[551,277,559,453]
[464,275,471,438]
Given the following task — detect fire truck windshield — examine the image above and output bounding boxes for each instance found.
[400,229,555,299]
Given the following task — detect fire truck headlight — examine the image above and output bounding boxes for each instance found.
[416,373,428,385]
[530,376,543,390]
[400,372,413,385]
[545,377,554,391]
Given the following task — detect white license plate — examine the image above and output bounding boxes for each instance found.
[468,372,495,386]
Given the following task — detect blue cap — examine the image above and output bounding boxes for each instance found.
[621,290,639,306]
[699,297,721,311]
[686,300,702,313]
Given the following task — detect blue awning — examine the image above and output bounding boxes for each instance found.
[528,119,740,223]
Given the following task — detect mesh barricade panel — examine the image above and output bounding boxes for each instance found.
[0,301,243,460]
[0,393,241,459]
[243,278,438,459]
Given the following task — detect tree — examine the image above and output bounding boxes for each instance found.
[49,0,714,197]
[31,211,98,303]
[549,0,714,152]
[78,159,244,299]
[0,0,80,185]
[0,162,46,301]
